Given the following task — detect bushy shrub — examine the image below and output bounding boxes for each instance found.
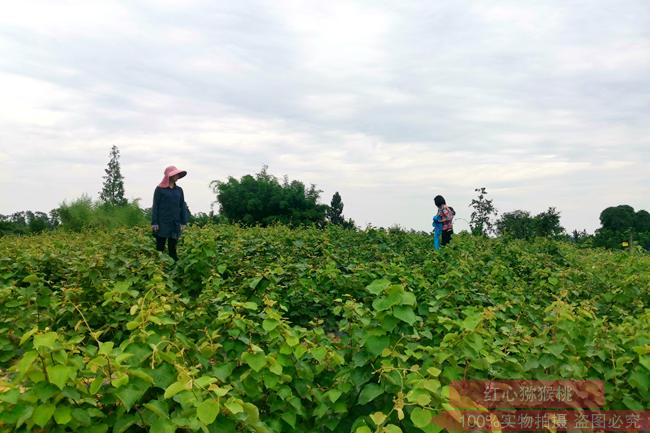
[58,195,147,231]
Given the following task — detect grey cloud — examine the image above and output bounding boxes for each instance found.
[0,0,648,232]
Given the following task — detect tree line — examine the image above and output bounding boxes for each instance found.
[464,187,650,250]
[2,146,648,251]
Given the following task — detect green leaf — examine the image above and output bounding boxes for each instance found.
[23,274,40,284]
[111,373,129,388]
[411,407,434,428]
[151,363,177,389]
[116,378,150,411]
[212,363,235,382]
[33,332,58,350]
[16,351,38,375]
[384,425,403,433]
[546,343,565,358]
[358,383,383,405]
[628,368,649,393]
[427,367,441,377]
[53,405,72,425]
[150,418,176,433]
[622,395,644,410]
[392,305,417,325]
[281,411,296,428]
[47,365,74,390]
[419,379,440,393]
[407,388,431,406]
[19,327,38,346]
[243,402,260,422]
[14,405,34,429]
[144,400,169,418]
[311,346,327,363]
[0,389,19,404]
[461,312,482,331]
[33,403,56,427]
[98,341,114,355]
[372,291,402,311]
[366,279,391,295]
[195,376,218,388]
[89,375,103,394]
[197,399,220,425]
[242,351,267,372]
[224,399,244,414]
[112,415,138,433]
[400,291,417,306]
[640,355,650,372]
[327,389,342,403]
[285,335,299,347]
[242,302,258,310]
[249,277,263,289]
[370,411,387,426]
[356,427,372,433]
[164,380,190,399]
[366,335,390,356]
[262,319,279,331]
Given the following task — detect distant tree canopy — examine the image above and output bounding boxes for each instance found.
[210,167,328,227]
[0,211,58,236]
[594,205,650,249]
[496,207,565,240]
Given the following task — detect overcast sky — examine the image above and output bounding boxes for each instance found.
[1,0,648,233]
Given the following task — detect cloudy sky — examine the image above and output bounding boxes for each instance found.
[1,0,648,233]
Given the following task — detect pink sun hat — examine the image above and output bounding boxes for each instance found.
[158,165,187,188]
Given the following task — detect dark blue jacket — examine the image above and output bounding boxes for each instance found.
[152,186,190,239]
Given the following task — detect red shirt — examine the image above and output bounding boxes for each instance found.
[437,205,454,231]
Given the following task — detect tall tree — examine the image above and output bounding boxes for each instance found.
[469,187,497,236]
[327,192,345,225]
[99,145,127,206]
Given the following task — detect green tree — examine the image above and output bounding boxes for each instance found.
[496,210,535,239]
[533,207,564,238]
[99,145,127,206]
[327,192,345,225]
[599,205,636,232]
[594,205,650,249]
[635,210,650,232]
[469,187,497,236]
[210,166,328,227]
[496,207,564,240]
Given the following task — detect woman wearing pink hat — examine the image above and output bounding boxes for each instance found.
[151,166,190,261]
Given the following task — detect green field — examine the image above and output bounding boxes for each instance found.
[0,226,648,432]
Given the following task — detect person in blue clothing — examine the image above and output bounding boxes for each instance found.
[151,165,190,261]
[432,215,443,251]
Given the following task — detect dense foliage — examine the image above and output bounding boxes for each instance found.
[0,226,648,433]
[210,168,328,227]
[0,211,58,236]
[495,207,564,240]
[58,196,148,232]
[594,205,650,250]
